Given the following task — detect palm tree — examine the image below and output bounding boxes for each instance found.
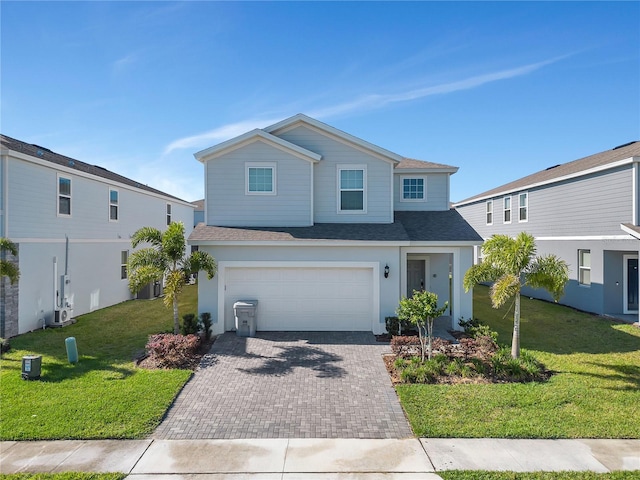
[128,222,217,334]
[463,232,569,358]
[0,238,19,284]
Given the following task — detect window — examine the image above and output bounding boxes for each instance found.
[109,189,119,221]
[578,249,591,286]
[246,162,276,195]
[503,196,511,223]
[486,200,493,225]
[519,192,528,222]
[338,165,366,213]
[401,177,425,201]
[121,250,128,280]
[58,176,71,216]
[166,203,172,225]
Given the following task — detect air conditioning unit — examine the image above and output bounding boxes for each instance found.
[49,308,73,326]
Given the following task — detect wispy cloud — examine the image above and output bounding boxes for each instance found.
[164,55,569,154]
[112,52,139,74]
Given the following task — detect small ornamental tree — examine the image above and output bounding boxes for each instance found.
[396,290,448,361]
[463,232,569,358]
[0,238,19,284]
[128,222,217,334]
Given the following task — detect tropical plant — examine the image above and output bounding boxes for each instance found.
[128,222,217,334]
[463,232,569,358]
[0,237,19,284]
[396,290,448,361]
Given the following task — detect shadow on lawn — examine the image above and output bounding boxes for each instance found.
[2,355,134,383]
[577,362,640,391]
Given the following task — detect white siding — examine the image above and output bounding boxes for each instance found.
[275,126,393,223]
[393,173,450,211]
[205,141,312,227]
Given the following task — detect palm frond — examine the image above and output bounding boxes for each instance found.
[127,264,164,294]
[490,274,520,308]
[183,250,218,279]
[0,238,18,256]
[131,227,163,249]
[0,261,20,284]
[527,254,569,301]
[127,248,167,271]
[463,261,502,291]
[162,222,186,262]
[163,270,185,309]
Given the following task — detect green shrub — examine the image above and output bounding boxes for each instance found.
[459,317,499,342]
[385,316,416,336]
[491,347,546,381]
[469,357,487,375]
[445,358,475,377]
[0,337,10,355]
[181,313,200,336]
[146,333,200,369]
[200,312,212,340]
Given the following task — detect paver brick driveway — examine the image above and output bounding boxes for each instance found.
[153,331,413,439]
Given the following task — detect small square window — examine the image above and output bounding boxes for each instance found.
[402,177,425,201]
[246,163,276,195]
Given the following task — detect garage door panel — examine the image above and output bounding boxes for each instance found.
[224,267,374,331]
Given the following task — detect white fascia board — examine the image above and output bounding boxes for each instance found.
[621,224,640,240]
[408,241,483,247]
[264,114,404,164]
[6,149,194,208]
[453,156,637,207]
[188,240,411,247]
[194,129,322,164]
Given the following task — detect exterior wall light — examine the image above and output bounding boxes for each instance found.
[384,264,390,278]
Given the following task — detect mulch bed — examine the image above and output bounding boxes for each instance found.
[135,335,216,370]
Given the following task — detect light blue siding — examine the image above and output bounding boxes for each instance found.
[393,173,450,211]
[275,126,393,223]
[205,141,312,227]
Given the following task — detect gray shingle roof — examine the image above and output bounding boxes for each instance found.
[621,223,640,239]
[189,210,482,243]
[396,158,458,171]
[455,141,640,205]
[1,134,189,203]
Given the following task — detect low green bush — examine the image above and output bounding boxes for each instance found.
[181,313,200,336]
[200,312,212,340]
[459,317,499,342]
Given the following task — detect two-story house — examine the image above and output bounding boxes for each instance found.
[454,141,640,324]
[189,114,482,335]
[0,135,195,337]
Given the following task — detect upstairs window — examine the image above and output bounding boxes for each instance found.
[121,250,129,280]
[503,196,511,223]
[246,162,276,195]
[578,249,591,286]
[338,165,366,213]
[166,203,172,225]
[486,200,493,225]
[519,192,528,222]
[58,175,71,216]
[109,189,119,221]
[401,177,425,201]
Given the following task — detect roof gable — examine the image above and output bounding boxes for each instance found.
[264,114,404,164]
[194,128,322,163]
[455,141,640,205]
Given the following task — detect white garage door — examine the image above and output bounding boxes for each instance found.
[224,267,374,331]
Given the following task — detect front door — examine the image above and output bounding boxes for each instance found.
[624,255,639,313]
[407,259,425,297]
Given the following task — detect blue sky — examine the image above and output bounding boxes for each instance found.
[2,1,639,203]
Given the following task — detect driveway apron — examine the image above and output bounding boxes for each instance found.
[152,332,412,439]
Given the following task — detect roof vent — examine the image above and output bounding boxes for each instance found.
[613,141,636,150]
[36,149,44,157]
[68,160,75,167]
[545,164,560,171]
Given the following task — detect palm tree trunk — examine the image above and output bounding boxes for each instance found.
[511,292,521,358]
[173,295,180,334]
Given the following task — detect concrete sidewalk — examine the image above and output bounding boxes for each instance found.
[1,438,639,478]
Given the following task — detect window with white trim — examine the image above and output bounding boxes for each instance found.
[519,192,528,222]
[338,165,366,213]
[401,177,425,201]
[578,249,591,286]
[503,196,511,223]
[166,203,172,225]
[109,189,119,221]
[486,200,493,225]
[121,250,129,280]
[58,175,71,216]
[246,162,276,195]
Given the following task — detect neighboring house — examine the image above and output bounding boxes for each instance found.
[189,114,482,335]
[454,141,640,324]
[0,135,195,337]
[193,199,205,226]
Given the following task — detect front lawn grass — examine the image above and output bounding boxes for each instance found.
[397,285,640,438]
[0,474,126,480]
[0,286,197,440]
[439,472,640,480]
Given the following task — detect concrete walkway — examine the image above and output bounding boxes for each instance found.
[1,438,639,478]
